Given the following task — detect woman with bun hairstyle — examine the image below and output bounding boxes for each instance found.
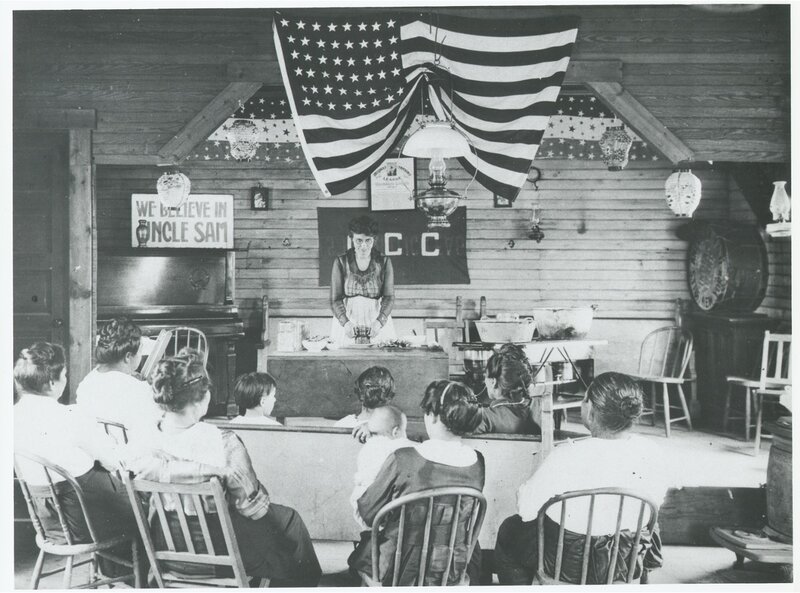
[334,365,395,430]
[473,343,540,435]
[143,355,321,586]
[76,317,160,438]
[348,380,485,586]
[13,342,139,565]
[494,372,670,585]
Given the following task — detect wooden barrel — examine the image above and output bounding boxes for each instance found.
[688,222,768,312]
[766,416,792,542]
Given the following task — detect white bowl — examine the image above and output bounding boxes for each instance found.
[475,318,536,343]
[302,339,328,352]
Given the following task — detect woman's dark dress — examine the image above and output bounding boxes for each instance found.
[472,398,540,435]
[348,446,485,586]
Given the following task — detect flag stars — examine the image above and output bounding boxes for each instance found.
[321,71,330,78]
[365,72,374,81]
[316,39,326,48]
[304,54,312,61]
[376,55,385,64]
[310,85,318,93]
[372,98,381,107]
[331,41,340,49]
[286,35,295,43]
[324,85,333,94]
[328,102,336,110]
[290,50,299,59]
[297,20,305,29]
[359,40,369,49]
[358,102,367,109]
[343,22,352,31]
[363,56,372,65]
[374,39,383,48]
[302,97,311,106]
[347,57,356,66]
[350,73,359,82]
[391,67,400,76]
[378,70,386,79]
[280,18,289,27]
[306,69,315,77]
[389,36,398,44]
[301,37,309,46]
[343,102,352,110]
[333,57,342,66]
[345,40,354,50]
[328,23,337,32]
[387,19,396,27]
[318,55,327,64]
[390,51,398,60]
[335,72,344,81]
[294,67,303,76]
[358,22,367,31]
[372,22,381,31]
[339,88,347,95]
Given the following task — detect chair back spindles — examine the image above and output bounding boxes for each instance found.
[367,487,486,587]
[638,326,692,379]
[579,495,595,585]
[97,419,129,445]
[123,475,249,588]
[536,488,659,585]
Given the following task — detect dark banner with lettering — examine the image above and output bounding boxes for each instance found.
[317,207,470,285]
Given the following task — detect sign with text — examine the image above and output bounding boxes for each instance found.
[317,207,470,286]
[131,194,234,249]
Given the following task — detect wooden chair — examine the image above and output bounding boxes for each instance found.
[14,451,142,589]
[97,418,129,445]
[123,474,266,588]
[536,488,660,585]
[141,326,209,380]
[629,326,694,437]
[724,331,792,454]
[362,487,486,587]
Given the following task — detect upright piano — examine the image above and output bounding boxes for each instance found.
[97,249,244,416]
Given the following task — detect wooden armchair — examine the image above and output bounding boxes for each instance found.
[14,451,142,589]
[361,487,486,587]
[535,487,660,585]
[123,474,267,588]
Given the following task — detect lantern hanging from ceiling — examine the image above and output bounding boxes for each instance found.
[156,169,191,209]
[401,121,475,228]
[226,119,259,161]
[664,168,702,217]
[599,124,633,171]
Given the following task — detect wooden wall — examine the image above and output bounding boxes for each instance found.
[14,5,790,164]
[728,182,792,322]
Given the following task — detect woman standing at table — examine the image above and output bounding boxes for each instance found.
[329,215,396,346]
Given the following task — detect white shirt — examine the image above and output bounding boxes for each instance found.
[517,434,676,534]
[76,369,161,440]
[14,394,116,485]
[229,415,282,426]
[352,436,415,502]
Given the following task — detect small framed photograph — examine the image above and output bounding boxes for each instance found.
[494,193,512,208]
[369,158,416,211]
[251,186,270,210]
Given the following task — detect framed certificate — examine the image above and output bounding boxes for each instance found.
[368,158,416,211]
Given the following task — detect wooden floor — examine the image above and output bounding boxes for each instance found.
[12,422,791,588]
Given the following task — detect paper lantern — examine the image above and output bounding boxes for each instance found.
[226,119,259,161]
[665,169,702,217]
[156,170,191,209]
[599,124,632,171]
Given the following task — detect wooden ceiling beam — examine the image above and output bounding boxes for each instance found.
[14,108,96,130]
[226,59,623,84]
[158,81,262,163]
[585,81,695,165]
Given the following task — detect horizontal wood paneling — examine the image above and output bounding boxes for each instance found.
[728,182,791,322]
[96,160,730,328]
[13,5,790,163]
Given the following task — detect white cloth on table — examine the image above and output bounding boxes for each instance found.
[329,295,396,347]
[76,368,162,440]
[516,434,676,534]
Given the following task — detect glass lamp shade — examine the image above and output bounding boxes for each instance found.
[402,121,472,159]
[414,187,462,228]
[665,169,702,217]
[770,181,791,222]
[156,171,191,209]
[226,119,259,161]
[599,124,633,171]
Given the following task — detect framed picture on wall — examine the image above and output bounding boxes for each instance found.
[251,186,270,210]
[369,157,416,211]
[494,193,512,208]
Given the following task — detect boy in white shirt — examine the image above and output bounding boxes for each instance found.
[350,405,414,526]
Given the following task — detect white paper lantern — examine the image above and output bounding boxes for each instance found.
[598,124,633,171]
[156,170,191,209]
[226,119,259,161]
[665,169,702,217]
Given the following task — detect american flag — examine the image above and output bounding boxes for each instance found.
[273,12,579,201]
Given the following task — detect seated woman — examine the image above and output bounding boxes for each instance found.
[13,342,138,570]
[76,317,161,438]
[472,343,540,435]
[494,372,670,585]
[230,372,282,426]
[348,380,485,586]
[142,355,321,587]
[334,365,395,430]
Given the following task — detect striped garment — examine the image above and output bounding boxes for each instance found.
[273,12,579,202]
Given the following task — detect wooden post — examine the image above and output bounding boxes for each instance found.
[68,129,93,403]
[530,384,554,457]
[256,296,270,372]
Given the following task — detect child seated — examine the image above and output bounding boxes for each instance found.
[350,405,414,526]
[230,372,282,426]
[334,366,395,433]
